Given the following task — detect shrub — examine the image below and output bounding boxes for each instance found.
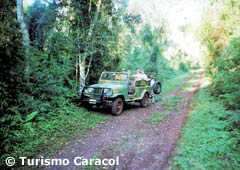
[212,37,240,109]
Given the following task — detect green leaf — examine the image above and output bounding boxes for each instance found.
[25,111,38,122]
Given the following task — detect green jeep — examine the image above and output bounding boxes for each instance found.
[80,72,161,115]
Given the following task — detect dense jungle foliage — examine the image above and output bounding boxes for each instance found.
[0,0,239,168]
[199,0,240,109]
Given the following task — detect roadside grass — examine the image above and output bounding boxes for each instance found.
[1,103,107,167]
[168,86,240,170]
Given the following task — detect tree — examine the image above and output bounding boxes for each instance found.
[69,0,102,88]
[16,0,30,83]
[0,0,23,113]
[26,0,57,50]
[68,0,121,87]
[119,19,170,81]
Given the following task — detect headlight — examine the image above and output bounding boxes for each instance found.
[85,87,94,93]
[103,88,112,96]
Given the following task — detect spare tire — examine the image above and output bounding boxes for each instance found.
[153,81,162,94]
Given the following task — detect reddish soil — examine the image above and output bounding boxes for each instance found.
[45,72,204,170]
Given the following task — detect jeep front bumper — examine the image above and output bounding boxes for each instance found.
[80,87,113,107]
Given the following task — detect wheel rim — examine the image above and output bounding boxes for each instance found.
[142,94,148,107]
[116,99,123,113]
[154,82,161,94]
[157,83,161,93]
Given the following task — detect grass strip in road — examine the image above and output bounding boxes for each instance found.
[161,71,191,95]
[154,71,191,103]
[146,112,167,125]
[169,86,240,170]
[148,71,192,125]
[147,95,183,125]
[162,96,183,110]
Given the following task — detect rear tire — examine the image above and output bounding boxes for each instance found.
[111,98,124,116]
[140,93,149,107]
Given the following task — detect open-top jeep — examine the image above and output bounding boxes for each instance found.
[80,72,161,115]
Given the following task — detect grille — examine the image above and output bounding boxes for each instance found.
[93,88,103,94]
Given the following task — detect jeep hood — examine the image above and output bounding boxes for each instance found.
[89,83,124,89]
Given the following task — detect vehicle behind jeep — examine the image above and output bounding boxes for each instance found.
[80,72,161,115]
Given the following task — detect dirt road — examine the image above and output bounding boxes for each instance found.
[46,72,204,170]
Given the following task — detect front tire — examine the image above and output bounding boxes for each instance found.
[140,93,149,107]
[111,98,124,116]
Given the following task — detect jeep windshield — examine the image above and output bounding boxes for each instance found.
[100,72,128,81]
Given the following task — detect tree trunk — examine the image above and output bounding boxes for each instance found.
[78,0,102,87]
[16,0,30,83]
[79,60,86,88]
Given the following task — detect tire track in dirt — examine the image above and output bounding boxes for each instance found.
[44,72,204,170]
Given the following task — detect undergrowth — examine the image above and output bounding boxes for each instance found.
[169,86,240,170]
[0,102,107,168]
